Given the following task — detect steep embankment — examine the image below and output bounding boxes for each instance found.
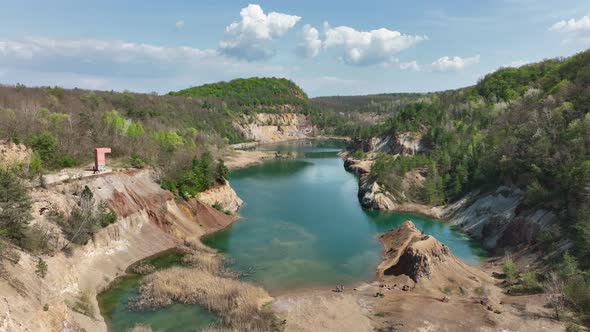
[365,221,563,331]
[443,187,562,253]
[0,169,238,332]
[343,133,562,254]
[342,132,442,218]
[233,112,314,143]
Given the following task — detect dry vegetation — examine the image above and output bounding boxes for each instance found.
[130,241,281,331]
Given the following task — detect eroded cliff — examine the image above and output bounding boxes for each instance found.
[0,169,238,332]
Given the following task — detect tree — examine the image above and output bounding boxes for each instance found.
[31,131,58,163]
[503,256,518,284]
[126,122,145,140]
[0,168,32,245]
[215,159,229,184]
[544,272,565,320]
[35,257,48,278]
[58,186,116,249]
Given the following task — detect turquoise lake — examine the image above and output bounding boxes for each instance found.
[99,139,485,331]
[203,140,486,292]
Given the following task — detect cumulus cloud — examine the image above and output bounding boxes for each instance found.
[429,55,480,72]
[0,37,292,92]
[219,4,301,61]
[175,20,185,30]
[550,15,590,33]
[399,60,420,71]
[321,23,427,66]
[296,24,322,58]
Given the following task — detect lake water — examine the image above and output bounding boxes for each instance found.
[99,139,485,331]
[203,140,485,292]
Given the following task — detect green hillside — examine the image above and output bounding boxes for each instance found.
[169,77,308,107]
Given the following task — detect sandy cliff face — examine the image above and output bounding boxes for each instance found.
[377,221,489,285]
[234,113,313,143]
[0,140,32,166]
[0,169,237,332]
[353,132,427,156]
[197,180,244,213]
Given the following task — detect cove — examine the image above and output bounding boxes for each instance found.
[97,250,217,332]
[203,140,486,293]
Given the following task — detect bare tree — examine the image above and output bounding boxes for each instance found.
[544,272,566,320]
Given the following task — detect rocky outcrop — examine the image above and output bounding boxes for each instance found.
[358,176,398,211]
[234,113,313,143]
[197,180,244,213]
[444,186,560,251]
[0,169,239,332]
[0,140,31,166]
[377,221,489,285]
[353,132,427,156]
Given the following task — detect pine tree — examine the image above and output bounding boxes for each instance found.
[0,168,32,245]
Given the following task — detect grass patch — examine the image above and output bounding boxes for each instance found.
[130,267,279,331]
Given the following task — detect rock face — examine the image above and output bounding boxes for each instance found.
[234,113,313,143]
[377,221,488,286]
[0,140,32,166]
[358,176,398,211]
[0,169,238,332]
[353,132,427,156]
[197,180,244,213]
[444,186,559,251]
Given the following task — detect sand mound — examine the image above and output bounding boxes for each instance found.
[377,221,490,287]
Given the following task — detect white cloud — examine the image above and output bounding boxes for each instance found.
[321,23,427,66]
[0,37,215,63]
[429,55,480,72]
[399,60,420,71]
[175,20,185,30]
[219,4,301,61]
[296,24,321,58]
[0,37,292,92]
[550,15,590,33]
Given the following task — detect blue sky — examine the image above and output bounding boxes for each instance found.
[1,0,589,96]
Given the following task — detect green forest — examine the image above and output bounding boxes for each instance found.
[169,77,308,108]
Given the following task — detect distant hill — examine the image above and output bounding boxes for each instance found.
[169,77,308,107]
[311,93,428,114]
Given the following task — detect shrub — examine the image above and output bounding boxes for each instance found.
[0,167,32,245]
[57,154,79,168]
[31,131,58,163]
[503,256,518,284]
[71,290,95,317]
[55,186,117,248]
[29,151,43,174]
[35,257,48,278]
[130,154,146,169]
[566,322,582,332]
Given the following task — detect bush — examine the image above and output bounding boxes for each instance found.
[71,290,95,317]
[130,154,146,169]
[30,131,58,163]
[35,257,48,278]
[503,256,518,284]
[0,168,32,246]
[57,154,79,168]
[29,151,43,174]
[55,186,117,248]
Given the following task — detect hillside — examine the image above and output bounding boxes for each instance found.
[335,50,590,326]
[169,77,308,108]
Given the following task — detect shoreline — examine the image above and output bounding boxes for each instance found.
[98,138,498,331]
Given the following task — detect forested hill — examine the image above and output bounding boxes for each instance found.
[169,77,308,107]
[312,93,429,114]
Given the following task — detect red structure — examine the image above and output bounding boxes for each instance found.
[94,148,111,172]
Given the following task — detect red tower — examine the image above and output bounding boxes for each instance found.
[94,148,111,172]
